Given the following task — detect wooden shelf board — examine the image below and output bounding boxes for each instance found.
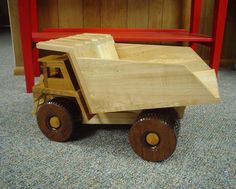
[32,30,213,43]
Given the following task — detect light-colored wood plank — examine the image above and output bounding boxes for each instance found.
[58,0,83,28]
[37,0,59,30]
[148,0,163,29]
[13,66,24,75]
[76,58,219,114]
[101,0,127,28]
[115,43,210,72]
[70,34,119,59]
[128,0,149,28]
[84,108,185,124]
[37,34,118,59]
[194,70,219,99]
[7,0,23,69]
[84,111,139,124]
[83,0,101,28]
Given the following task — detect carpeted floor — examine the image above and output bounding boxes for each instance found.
[1,28,236,189]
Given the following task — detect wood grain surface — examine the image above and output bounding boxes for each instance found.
[58,0,83,28]
[9,0,235,71]
[36,34,219,114]
[77,58,219,113]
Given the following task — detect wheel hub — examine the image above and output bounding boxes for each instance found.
[49,116,61,129]
[146,132,160,146]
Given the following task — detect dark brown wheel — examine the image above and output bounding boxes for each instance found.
[37,98,77,142]
[129,108,179,162]
[50,97,82,123]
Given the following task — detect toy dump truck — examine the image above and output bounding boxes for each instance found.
[33,33,219,162]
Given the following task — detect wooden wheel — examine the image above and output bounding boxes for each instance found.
[129,108,179,162]
[50,97,82,123]
[37,98,77,142]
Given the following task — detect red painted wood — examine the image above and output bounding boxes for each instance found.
[32,31,213,43]
[17,0,228,92]
[31,0,40,76]
[43,28,188,33]
[32,47,40,76]
[210,0,228,74]
[30,0,38,32]
[190,0,202,50]
[18,0,34,93]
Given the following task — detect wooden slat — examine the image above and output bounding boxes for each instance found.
[76,58,219,114]
[198,0,214,61]
[37,41,74,53]
[72,34,118,59]
[84,111,139,124]
[37,0,59,30]
[83,0,101,28]
[58,0,83,28]
[7,0,24,69]
[85,107,185,124]
[181,0,191,30]
[101,0,127,28]
[162,0,181,28]
[148,0,163,29]
[32,31,213,43]
[38,39,98,60]
[128,0,149,28]
[161,0,182,45]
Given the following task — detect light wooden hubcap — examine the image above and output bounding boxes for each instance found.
[146,132,160,146]
[49,116,61,129]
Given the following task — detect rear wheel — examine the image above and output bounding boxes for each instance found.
[129,108,179,162]
[37,97,80,142]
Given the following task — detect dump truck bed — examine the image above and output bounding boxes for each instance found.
[115,43,210,72]
[37,34,219,114]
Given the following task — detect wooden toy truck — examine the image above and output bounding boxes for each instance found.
[33,34,219,162]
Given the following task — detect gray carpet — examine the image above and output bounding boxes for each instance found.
[1,28,236,189]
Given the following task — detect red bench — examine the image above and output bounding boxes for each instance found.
[17,0,228,92]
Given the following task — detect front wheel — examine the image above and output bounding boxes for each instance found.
[36,98,76,142]
[129,108,179,162]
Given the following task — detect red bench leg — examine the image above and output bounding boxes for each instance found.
[31,0,40,77]
[18,0,34,93]
[210,0,228,74]
[190,0,202,51]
